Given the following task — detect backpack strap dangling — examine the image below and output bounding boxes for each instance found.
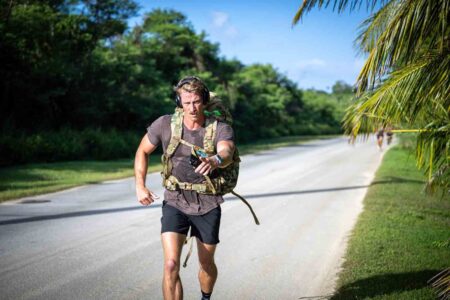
[182,235,194,268]
[231,191,260,225]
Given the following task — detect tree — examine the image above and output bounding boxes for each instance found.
[293,0,449,192]
[230,64,305,140]
[302,89,343,134]
[1,5,347,164]
[332,80,353,95]
[134,9,220,85]
[0,0,138,131]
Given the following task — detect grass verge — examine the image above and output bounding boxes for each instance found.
[0,159,151,202]
[331,145,450,299]
[0,135,333,202]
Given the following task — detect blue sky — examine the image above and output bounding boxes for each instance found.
[129,1,373,91]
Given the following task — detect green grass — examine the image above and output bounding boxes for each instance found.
[0,158,161,202]
[332,145,450,299]
[0,135,333,202]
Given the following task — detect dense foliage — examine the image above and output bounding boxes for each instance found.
[1,1,352,165]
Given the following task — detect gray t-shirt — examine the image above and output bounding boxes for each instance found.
[147,115,234,215]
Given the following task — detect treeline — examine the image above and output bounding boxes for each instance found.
[0,1,353,166]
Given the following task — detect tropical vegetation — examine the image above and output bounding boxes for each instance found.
[0,1,352,166]
[293,0,449,192]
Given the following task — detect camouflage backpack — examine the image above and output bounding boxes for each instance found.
[160,98,259,225]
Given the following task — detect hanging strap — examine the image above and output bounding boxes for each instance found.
[182,235,194,268]
[231,190,260,225]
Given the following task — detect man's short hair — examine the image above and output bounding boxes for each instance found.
[174,76,210,105]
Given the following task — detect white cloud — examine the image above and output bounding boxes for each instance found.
[212,11,229,28]
[296,58,327,70]
[210,11,239,40]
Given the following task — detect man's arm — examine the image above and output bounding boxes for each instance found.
[215,140,235,168]
[134,134,160,206]
[195,140,235,176]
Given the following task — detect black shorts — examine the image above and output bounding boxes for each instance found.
[161,202,221,244]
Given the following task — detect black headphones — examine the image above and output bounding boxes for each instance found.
[174,76,210,108]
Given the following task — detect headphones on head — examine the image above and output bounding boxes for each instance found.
[174,76,210,108]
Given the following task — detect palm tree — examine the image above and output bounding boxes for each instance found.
[293,0,449,192]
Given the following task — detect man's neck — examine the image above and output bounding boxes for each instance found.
[183,115,205,130]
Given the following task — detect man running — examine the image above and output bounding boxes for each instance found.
[376,127,385,150]
[134,76,235,300]
[386,125,394,145]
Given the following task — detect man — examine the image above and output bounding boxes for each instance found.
[385,125,394,145]
[376,126,385,151]
[134,76,235,300]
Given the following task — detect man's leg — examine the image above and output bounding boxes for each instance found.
[377,136,383,149]
[161,232,186,300]
[197,240,218,296]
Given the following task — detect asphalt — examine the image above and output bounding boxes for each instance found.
[0,136,388,299]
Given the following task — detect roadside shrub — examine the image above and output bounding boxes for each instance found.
[0,128,141,166]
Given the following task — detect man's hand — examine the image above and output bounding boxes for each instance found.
[194,140,235,176]
[195,156,219,176]
[135,134,159,206]
[136,186,160,206]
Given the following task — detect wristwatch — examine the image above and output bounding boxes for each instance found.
[214,154,223,166]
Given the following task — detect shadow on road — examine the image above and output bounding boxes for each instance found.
[0,177,424,226]
[225,177,424,201]
[298,295,333,299]
[330,270,439,299]
[0,205,155,225]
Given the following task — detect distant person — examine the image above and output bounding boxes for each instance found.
[376,127,385,150]
[386,125,394,145]
[134,76,236,300]
[347,134,356,146]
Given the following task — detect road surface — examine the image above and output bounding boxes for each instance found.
[0,136,387,299]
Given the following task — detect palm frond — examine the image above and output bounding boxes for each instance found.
[344,52,449,191]
[344,51,449,132]
[292,0,385,25]
[293,0,450,193]
[428,268,450,300]
[356,0,450,92]
[355,0,399,54]
[417,125,450,193]
[364,53,447,122]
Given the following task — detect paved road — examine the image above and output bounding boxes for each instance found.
[0,136,388,299]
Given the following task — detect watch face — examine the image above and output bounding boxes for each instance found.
[194,148,208,158]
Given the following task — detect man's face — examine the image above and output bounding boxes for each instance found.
[180,90,204,122]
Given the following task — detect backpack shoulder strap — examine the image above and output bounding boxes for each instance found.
[203,118,217,155]
[166,108,184,157]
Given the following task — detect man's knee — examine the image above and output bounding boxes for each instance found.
[164,259,180,277]
[199,258,216,273]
